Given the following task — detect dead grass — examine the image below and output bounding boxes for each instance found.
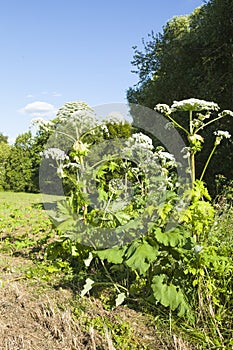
[0,253,199,350]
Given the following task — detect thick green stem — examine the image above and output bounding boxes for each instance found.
[200,144,217,182]
[189,111,195,187]
[189,110,193,134]
[191,153,196,187]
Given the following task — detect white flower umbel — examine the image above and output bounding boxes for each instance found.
[214,130,231,145]
[56,101,98,138]
[42,148,69,161]
[200,130,231,181]
[130,132,154,150]
[31,118,53,132]
[171,98,220,112]
[218,110,233,118]
[154,104,172,115]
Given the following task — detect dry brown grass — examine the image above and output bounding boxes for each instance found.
[0,255,199,350]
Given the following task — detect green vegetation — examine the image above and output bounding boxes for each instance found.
[0,1,232,348]
[0,185,232,349]
[2,99,232,348]
[127,0,233,195]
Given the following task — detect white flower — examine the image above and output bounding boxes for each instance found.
[100,124,109,134]
[42,148,69,161]
[56,101,97,136]
[31,118,53,131]
[155,149,177,168]
[131,132,154,150]
[218,110,233,118]
[154,104,171,115]
[171,98,220,112]
[181,146,191,159]
[214,130,231,139]
[214,130,231,145]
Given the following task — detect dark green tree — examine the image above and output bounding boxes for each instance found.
[4,132,35,192]
[127,0,233,194]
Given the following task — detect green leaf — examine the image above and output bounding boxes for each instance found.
[125,239,158,275]
[115,292,126,307]
[154,228,185,247]
[108,161,119,172]
[151,274,189,316]
[95,246,127,264]
[114,211,131,225]
[80,278,95,297]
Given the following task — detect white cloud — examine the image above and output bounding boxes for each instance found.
[26,94,34,98]
[52,91,62,97]
[19,101,57,117]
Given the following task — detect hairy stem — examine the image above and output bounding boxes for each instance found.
[189,111,195,187]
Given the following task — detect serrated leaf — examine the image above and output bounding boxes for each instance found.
[125,239,158,275]
[95,246,127,264]
[154,228,184,247]
[115,292,126,307]
[80,278,95,297]
[151,274,189,316]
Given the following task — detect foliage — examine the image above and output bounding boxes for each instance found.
[0,132,8,144]
[0,186,232,348]
[127,0,233,194]
[0,141,11,190]
[4,132,35,192]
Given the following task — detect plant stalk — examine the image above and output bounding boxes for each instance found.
[200,144,217,182]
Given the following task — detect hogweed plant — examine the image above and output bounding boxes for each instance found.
[156,99,233,345]
[155,98,232,188]
[37,100,233,342]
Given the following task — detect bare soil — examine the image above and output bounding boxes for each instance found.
[0,254,167,350]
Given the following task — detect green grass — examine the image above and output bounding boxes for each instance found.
[0,191,232,349]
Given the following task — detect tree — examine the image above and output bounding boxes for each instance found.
[0,132,8,144]
[4,132,35,192]
[127,0,233,194]
[0,141,11,190]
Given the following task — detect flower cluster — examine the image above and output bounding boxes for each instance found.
[129,132,154,151]
[42,148,69,161]
[171,98,220,112]
[214,130,231,145]
[56,101,98,137]
[154,104,171,115]
[218,110,233,118]
[31,118,53,132]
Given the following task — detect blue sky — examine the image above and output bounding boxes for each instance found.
[0,0,205,142]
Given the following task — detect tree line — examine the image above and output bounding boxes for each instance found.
[127,0,233,194]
